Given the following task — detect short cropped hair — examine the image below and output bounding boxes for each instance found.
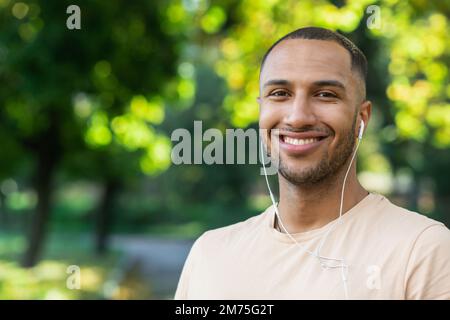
[260,26,368,84]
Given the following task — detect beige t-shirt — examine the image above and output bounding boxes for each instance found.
[174,193,450,299]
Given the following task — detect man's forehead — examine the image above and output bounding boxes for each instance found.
[260,39,354,86]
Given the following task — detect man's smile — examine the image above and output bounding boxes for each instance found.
[273,130,330,156]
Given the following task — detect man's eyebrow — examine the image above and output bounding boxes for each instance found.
[262,79,346,90]
[313,80,346,90]
[262,79,291,89]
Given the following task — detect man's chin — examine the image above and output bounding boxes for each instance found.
[278,160,333,186]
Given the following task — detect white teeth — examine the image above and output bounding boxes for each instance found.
[284,137,319,146]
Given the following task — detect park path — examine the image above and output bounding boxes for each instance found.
[109,235,194,299]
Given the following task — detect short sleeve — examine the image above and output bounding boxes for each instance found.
[405,224,450,299]
[174,235,204,300]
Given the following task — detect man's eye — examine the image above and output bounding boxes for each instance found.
[316,92,337,98]
[270,91,289,97]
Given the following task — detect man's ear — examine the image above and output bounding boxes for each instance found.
[359,100,372,130]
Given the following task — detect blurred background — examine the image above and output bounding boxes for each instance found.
[0,0,449,299]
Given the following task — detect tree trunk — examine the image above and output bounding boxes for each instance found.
[434,195,450,228]
[21,150,57,268]
[22,114,60,268]
[95,179,120,255]
[408,171,421,212]
[0,192,7,228]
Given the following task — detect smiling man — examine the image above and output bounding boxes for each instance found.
[175,27,450,300]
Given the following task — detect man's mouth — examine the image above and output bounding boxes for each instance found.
[279,131,328,145]
[282,136,324,146]
[277,131,329,155]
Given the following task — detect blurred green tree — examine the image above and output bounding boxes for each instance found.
[0,0,190,266]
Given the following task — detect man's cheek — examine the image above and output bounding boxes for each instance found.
[259,109,278,130]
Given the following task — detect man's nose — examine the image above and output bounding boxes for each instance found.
[284,94,317,128]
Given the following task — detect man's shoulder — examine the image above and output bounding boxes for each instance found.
[375,194,444,228]
[369,193,449,242]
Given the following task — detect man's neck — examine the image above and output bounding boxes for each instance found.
[276,168,369,234]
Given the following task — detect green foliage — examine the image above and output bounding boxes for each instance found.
[0,232,118,299]
[0,0,193,178]
[380,5,450,148]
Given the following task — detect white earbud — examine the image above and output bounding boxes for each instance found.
[358,120,365,140]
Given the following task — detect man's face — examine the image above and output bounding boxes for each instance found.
[259,39,364,186]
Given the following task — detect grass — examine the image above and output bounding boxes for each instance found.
[0,230,120,299]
